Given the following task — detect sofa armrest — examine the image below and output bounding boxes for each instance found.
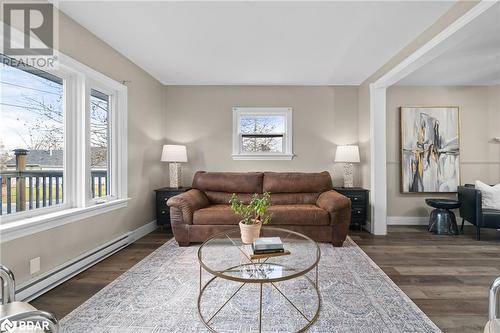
[167,189,209,225]
[316,190,351,221]
[458,186,482,227]
[317,190,351,247]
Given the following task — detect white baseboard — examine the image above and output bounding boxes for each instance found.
[387,216,471,226]
[387,216,428,225]
[16,220,157,302]
[129,220,158,243]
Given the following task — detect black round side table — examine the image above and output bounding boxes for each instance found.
[425,199,461,235]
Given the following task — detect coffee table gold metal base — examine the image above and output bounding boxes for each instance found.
[197,227,321,332]
[197,262,321,333]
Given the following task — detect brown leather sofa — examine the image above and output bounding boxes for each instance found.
[167,171,352,247]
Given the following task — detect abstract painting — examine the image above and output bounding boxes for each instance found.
[401,106,460,193]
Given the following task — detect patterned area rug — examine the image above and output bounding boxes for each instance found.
[61,237,441,332]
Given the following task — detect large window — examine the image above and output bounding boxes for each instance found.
[1,59,65,215]
[232,107,293,160]
[0,54,127,228]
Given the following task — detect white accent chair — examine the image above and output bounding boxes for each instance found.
[0,265,59,332]
[485,277,500,333]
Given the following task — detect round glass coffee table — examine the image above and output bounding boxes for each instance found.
[197,227,321,333]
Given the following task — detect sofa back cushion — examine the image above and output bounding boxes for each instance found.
[269,193,321,205]
[204,191,253,205]
[203,192,322,205]
[263,172,333,193]
[192,171,263,194]
[475,180,500,210]
[192,170,332,205]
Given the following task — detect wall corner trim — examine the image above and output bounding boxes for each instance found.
[15,220,158,302]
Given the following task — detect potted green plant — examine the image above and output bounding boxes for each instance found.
[229,192,272,244]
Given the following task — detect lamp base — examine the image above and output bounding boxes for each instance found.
[169,163,182,188]
[343,163,354,188]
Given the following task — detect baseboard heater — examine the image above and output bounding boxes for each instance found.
[16,232,133,302]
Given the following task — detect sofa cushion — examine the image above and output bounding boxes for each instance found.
[192,171,263,193]
[263,172,332,193]
[482,208,500,229]
[192,204,330,226]
[475,180,500,210]
[193,205,241,225]
[268,205,330,226]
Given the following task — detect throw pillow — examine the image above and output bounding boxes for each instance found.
[475,180,500,210]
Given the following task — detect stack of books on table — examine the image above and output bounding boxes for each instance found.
[251,237,290,259]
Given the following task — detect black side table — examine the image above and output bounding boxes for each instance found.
[333,187,369,229]
[155,187,190,232]
[425,198,461,235]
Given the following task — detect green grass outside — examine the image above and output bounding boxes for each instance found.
[1,183,107,208]
[1,183,63,205]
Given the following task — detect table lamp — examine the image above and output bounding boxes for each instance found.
[335,145,360,188]
[161,145,187,188]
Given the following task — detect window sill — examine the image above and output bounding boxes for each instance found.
[0,198,130,243]
[232,154,294,161]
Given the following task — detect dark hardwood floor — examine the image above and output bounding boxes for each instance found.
[31,225,500,332]
[351,225,500,333]
[31,230,172,319]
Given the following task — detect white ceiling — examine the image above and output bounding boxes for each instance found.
[58,1,456,85]
[397,2,500,86]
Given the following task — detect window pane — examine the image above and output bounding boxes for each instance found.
[241,136,283,153]
[90,89,110,198]
[240,115,285,134]
[0,56,64,216]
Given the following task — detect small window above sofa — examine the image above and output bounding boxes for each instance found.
[232,107,293,160]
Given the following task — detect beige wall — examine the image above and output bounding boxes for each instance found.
[0,12,168,283]
[163,86,359,187]
[356,1,480,189]
[387,85,500,217]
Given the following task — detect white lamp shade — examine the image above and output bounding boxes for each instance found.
[161,145,187,162]
[335,145,360,163]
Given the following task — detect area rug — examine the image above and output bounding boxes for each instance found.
[61,237,441,332]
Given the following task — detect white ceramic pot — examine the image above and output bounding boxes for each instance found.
[239,220,262,244]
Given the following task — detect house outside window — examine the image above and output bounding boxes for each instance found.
[232,107,293,160]
[0,53,128,230]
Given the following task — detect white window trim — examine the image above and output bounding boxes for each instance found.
[232,107,294,160]
[0,52,128,241]
[59,53,128,204]
[0,199,129,243]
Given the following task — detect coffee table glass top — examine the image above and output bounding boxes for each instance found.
[197,227,320,283]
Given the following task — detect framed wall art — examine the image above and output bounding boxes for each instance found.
[400,106,460,193]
